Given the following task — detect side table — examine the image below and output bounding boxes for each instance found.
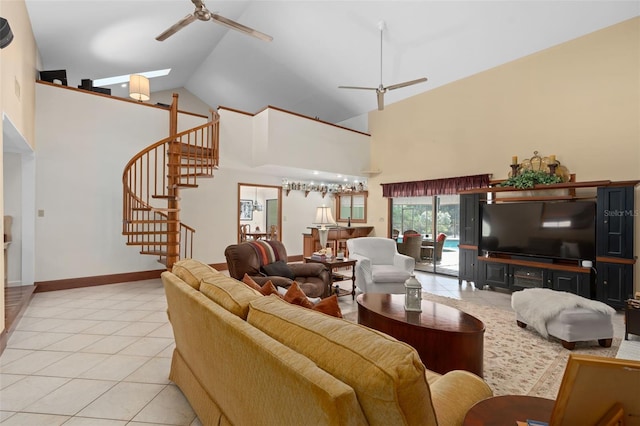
[463,395,554,426]
[625,299,640,340]
[303,257,357,300]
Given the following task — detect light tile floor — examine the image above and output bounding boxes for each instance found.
[1,272,636,425]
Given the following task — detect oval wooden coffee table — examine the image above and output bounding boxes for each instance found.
[357,293,485,376]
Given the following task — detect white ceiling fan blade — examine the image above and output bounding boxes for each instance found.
[377,90,385,111]
[386,77,428,91]
[338,85,378,91]
[211,14,273,42]
[156,14,197,41]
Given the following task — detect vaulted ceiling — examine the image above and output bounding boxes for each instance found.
[25,1,639,126]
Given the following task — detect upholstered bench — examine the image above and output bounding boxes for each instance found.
[512,288,615,350]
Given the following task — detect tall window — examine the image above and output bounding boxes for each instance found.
[336,193,367,223]
[391,195,460,276]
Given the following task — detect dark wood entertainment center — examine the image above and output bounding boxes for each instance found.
[459,180,638,309]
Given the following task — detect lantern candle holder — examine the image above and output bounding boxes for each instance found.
[404,274,422,312]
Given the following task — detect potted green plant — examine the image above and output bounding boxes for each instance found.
[499,169,563,189]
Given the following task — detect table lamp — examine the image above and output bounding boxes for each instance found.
[314,206,335,253]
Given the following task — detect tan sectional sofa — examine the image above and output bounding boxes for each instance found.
[162,259,493,425]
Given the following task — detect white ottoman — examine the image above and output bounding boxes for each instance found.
[512,288,615,350]
[516,308,613,350]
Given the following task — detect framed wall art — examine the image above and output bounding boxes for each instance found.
[240,199,253,221]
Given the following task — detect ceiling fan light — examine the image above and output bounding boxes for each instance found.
[129,74,150,102]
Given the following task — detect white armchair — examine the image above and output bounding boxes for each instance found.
[347,237,415,294]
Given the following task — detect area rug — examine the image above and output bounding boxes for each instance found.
[343,293,620,399]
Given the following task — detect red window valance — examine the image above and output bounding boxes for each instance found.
[381,174,491,198]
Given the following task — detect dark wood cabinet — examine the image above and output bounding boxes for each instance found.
[511,265,546,291]
[458,194,480,286]
[459,181,637,307]
[480,261,510,289]
[458,248,477,285]
[596,261,633,309]
[597,186,634,258]
[479,259,591,296]
[595,185,635,308]
[547,270,592,299]
[460,194,480,246]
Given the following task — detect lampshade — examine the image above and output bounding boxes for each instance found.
[314,206,335,225]
[129,74,150,101]
[314,206,335,252]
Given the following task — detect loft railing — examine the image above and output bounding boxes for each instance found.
[122,95,219,269]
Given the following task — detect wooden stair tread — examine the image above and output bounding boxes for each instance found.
[140,250,168,256]
[177,143,215,155]
[127,242,173,246]
[175,173,213,178]
[152,195,180,200]
[124,219,180,224]
[150,207,180,213]
[122,230,180,235]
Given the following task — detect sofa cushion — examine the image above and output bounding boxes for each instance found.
[200,273,261,319]
[371,265,412,283]
[261,260,296,280]
[247,296,437,426]
[172,258,220,290]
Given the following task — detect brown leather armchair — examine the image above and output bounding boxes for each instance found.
[224,240,331,298]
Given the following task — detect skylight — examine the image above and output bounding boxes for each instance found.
[93,68,171,87]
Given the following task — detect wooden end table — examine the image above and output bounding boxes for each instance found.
[625,299,640,340]
[303,257,357,300]
[463,395,554,426]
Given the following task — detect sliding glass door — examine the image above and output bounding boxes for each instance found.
[391,195,460,276]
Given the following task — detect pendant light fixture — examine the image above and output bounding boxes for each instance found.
[253,187,263,212]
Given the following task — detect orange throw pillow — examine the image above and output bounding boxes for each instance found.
[242,273,262,291]
[242,273,280,297]
[283,281,315,309]
[259,280,280,297]
[312,295,343,318]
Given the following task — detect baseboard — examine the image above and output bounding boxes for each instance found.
[34,262,230,292]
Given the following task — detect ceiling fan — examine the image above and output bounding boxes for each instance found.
[156,0,272,42]
[339,21,427,111]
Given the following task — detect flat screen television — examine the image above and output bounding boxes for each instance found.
[480,201,596,261]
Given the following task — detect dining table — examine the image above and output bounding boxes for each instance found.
[245,232,269,240]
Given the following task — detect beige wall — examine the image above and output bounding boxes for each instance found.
[1,0,39,148]
[0,0,39,334]
[367,17,640,290]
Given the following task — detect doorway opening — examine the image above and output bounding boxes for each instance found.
[391,194,460,276]
[237,183,282,243]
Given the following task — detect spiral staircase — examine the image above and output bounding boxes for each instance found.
[122,94,219,269]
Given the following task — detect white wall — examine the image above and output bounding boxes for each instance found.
[34,84,206,281]
[150,87,213,118]
[263,108,370,177]
[3,152,21,285]
[179,169,328,263]
[34,86,358,281]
